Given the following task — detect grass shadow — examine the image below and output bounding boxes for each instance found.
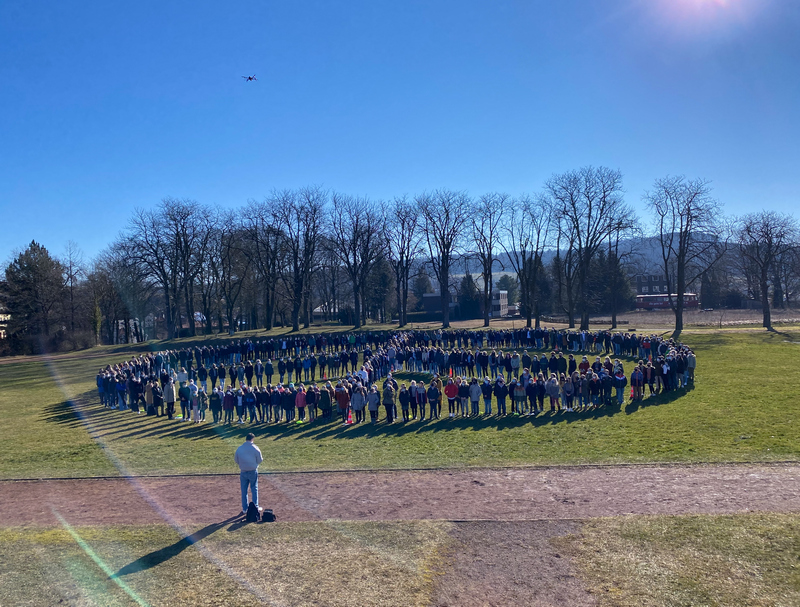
[624,385,694,414]
[113,515,241,577]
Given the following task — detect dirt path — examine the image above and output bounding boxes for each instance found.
[1,463,798,527]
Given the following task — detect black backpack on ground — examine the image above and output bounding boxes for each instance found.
[261,509,276,523]
[246,501,260,523]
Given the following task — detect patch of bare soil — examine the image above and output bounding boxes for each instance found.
[0,463,798,528]
[433,521,596,607]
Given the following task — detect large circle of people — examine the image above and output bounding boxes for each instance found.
[96,328,696,426]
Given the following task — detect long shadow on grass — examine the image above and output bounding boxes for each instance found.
[624,385,694,414]
[114,515,240,577]
[43,386,694,444]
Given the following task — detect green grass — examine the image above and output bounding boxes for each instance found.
[563,513,800,606]
[0,330,798,478]
[0,521,451,607]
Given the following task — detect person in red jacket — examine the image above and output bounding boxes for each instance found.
[334,381,351,424]
[444,379,458,418]
[222,388,236,424]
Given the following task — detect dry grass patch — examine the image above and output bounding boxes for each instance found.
[0,521,453,607]
[562,513,800,607]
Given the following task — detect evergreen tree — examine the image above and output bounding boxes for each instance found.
[458,273,481,319]
[496,274,519,305]
[3,241,65,352]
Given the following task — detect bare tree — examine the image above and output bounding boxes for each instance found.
[61,241,85,335]
[501,194,552,328]
[272,187,326,332]
[736,211,799,330]
[644,176,728,336]
[547,167,633,329]
[386,196,423,327]
[213,214,249,333]
[128,202,182,337]
[243,199,282,330]
[416,189,471,328]
[471,193,508,327]
[328,193,385,328]
[166,199,213,337]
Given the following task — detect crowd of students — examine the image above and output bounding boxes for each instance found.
[95,328,697,425]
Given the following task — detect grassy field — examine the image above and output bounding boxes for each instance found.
[0,328,798,478]
[1,514,797,606]
[0,520,451,607]
[564,513,800,606]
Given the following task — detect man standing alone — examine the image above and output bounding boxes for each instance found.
[234,433,263,516]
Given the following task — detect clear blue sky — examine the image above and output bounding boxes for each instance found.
[1,0,798,262]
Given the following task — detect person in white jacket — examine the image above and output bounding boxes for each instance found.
[468,378,482,417]
[234,433,263,516]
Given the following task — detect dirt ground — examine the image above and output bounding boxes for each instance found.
[1,463,797,528]
[431,520,597,607]
[2,463,797,606]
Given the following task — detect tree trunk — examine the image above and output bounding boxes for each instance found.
[291,302,300,332]
[184,283,195,337]
[353,286,362,329]
[395,277,403,327]
[761,274,772,330]
[264,287,274,331]
[440,263,450,328]
[674,264,685,337]
[483,272,491,328]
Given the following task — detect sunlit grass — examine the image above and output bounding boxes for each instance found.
[563,513,800,606]
[0,521,452,607]
[0,329,798,478]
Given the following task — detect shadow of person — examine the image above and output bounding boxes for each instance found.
[113,515,240,577]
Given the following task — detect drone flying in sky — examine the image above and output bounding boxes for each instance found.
[242,74,257,82]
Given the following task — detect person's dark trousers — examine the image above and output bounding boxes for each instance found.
[448,398,456,415]
[180,401,188,419]
[248,406,258,423]
[418,403,426,419]
[224,409,233,423]
[410,404,418,419]
[341,409,348,423]
[497,398,507,415]
[157,404,164,417]
[402,408,409,422]
[369,409,378,422]
[212,408,220,423]
[355,410,363,423]
[298,407,306,421]
[167,402,175,420]
[384,404,394,423]
[430,401,439,419]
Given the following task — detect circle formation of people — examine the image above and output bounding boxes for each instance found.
[96,328,697,426]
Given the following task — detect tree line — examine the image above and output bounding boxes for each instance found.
[2,167,798,354]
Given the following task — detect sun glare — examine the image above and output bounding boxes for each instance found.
[654,0,756,30]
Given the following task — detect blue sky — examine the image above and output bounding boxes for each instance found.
[1,0,798,262]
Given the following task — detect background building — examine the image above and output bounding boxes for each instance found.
[632,273,670,295]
